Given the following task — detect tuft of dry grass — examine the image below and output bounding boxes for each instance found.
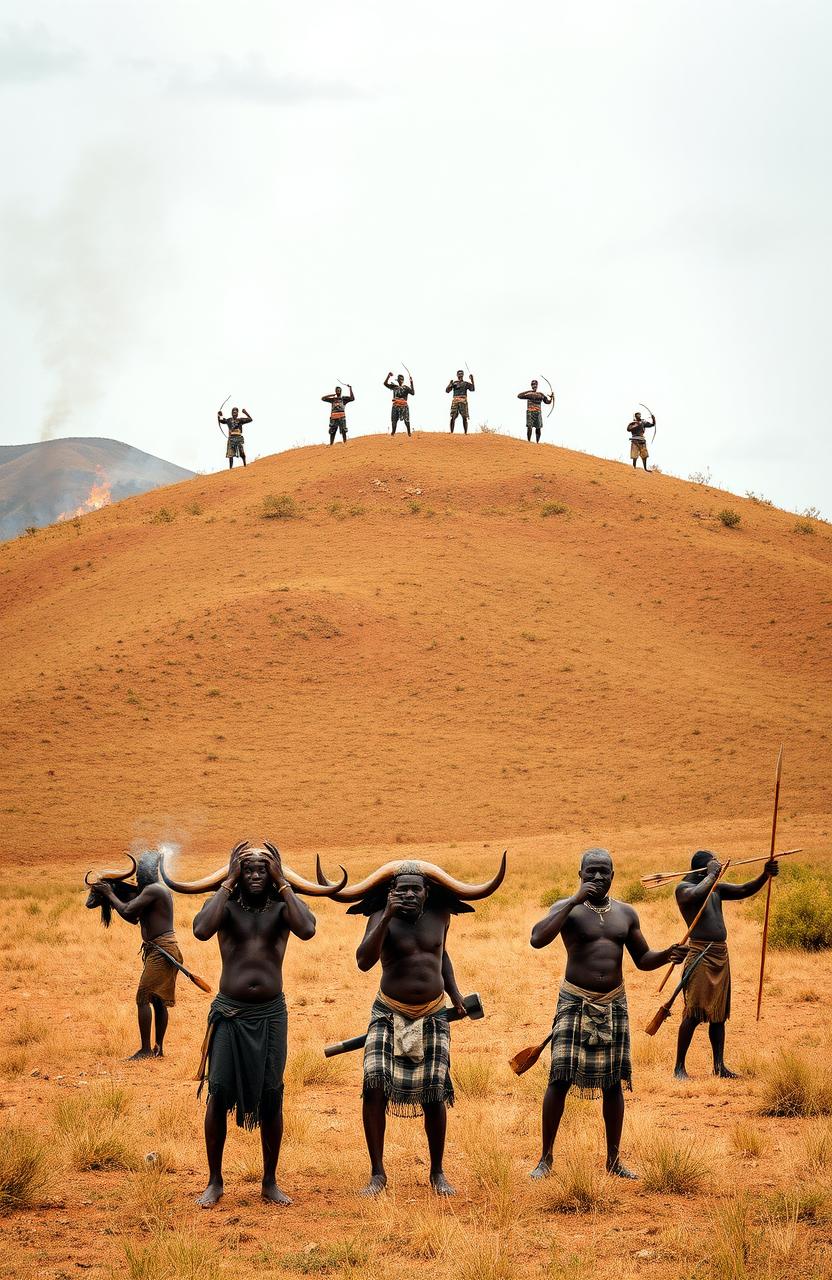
[284,1047,342,1088]
[278,1238,368,1274]
[123,1229,223,1280]
[639,1132,710,1194]
[760,1051,832,1117]
[730,1121,768,1159]
[454,1055,494,1099]
[801,1120,832,1168]
[453,1230,517,1280]
[8,1016,47,1047]
[54,1082,140,1172]
[0,1124,50,1215]
[537,1144,615,1214]
[262,493,299,520]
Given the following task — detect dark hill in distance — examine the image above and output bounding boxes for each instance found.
[0,437,194,541]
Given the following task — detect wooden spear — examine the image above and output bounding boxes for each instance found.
[756,745,784,1021]
[657,859,732,993]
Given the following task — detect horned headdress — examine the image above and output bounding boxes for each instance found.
[84,854,143,926]
[159,842,349,897]
[316,851,507,914]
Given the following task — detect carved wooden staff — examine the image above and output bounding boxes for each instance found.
[756,745,784,1021]
[656,859,732,993]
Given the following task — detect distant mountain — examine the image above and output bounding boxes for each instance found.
[0,437,194,541]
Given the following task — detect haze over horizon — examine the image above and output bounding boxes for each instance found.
[2,1,830,516]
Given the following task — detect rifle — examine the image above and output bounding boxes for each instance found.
[324,992,483,1058]
[149,943,211,993]
[644,943,714,1035]
[656,859,732,993]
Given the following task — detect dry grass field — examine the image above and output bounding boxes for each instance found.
[1,434,831,1279]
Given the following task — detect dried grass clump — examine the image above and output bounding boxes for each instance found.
[400,1203,461,1260]
[760,1051,832,1117]
[537,1144,615,1214]
[541,501,569,518]
[0,1124,50,1214]
[453,1230,517,1280]
[123,1229,222,1280]
[730,1121,768,1159]
[718,508,741,528]
[54,1082,140,1172]
[284,1047,342,1088]
[454,1055,494,1099]
[262,493,300,519]
[801,1120,832,1168]
[639,1133,710,1194]
[279,1238,368,1274]
[707,1194,823,1280]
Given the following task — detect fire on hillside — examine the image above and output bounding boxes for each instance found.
[59,467,112,521]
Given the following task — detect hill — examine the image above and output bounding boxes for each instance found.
[0,432,829,860]
[0,436,194,541]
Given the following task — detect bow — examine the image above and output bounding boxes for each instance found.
[756,745,784,1021]
[217,394,230,437]
[401,361,413,387]
[542,375,555,419]
[640,402,656,442]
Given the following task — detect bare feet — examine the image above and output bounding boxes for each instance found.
[607,1161,639,1180]
[530,1157,553,1179]
[715,1065,739,1079]
[262,1180,292,1206]
[127,1049,154,1060]
[153,1045,164,1058]
[197,1181,224,1208]
[673,1066,690,1079]
[430,1171,455,1196]
[360,1173,388,1197]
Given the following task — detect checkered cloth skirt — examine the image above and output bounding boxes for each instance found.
[548,984,632,1099]
[362,997,454,1117]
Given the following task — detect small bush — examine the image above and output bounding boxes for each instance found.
[718,508,741,528]
[620,879,647,904]
[262,493,299,519]
[149,507,175,524]
[123,1230,221,1280]
[730,1121,767,1158]
[793,519,815,535]
[185,501,203,516]
[23,526,38,537]
[541,501,568,518]
[539,885,571,909]
[0,1124,49,1214]
[745,490,773,506]
[760,1051,832,1116]
[762,876,832,950]
[639,1134,710,1194]
[688,469,712,485]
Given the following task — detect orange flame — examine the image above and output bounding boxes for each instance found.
[59,466,112,521]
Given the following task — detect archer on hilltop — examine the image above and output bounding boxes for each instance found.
[517,378,554,441]
[218,403,253,469]
[626,405,655,470]
[322,383,355,445]
[446,369,475,434]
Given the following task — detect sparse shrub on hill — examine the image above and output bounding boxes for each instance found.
[793,518,816,535]
[718,507,741,528]
[620,879,647,904]
[262,493,299,519]
[541,501,569,518]
[185,501,203,516]
[745,490,773,506]
[638,1133,710,1194]
[23,526,38,537]
[478,422,502,435]
[539,884,571,909]
[0,1124,50,1214]
[688,468,712,485]
[149,507,175,524]
[751,863,832,950]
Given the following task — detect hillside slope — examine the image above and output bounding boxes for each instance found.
[0,433,829,860]
[0,436,194,540]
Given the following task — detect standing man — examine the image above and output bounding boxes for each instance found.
[673,851,779,1080]
[322,384,355,445]
[163,841,324,1208]
[446,369,475,434]
[626,410,655,470]
[91,852,182,1060]
[384,371,415,436]
[219,406,253,469]
[517,380,552,442]
[528,848,687,1179]
[322,854,505,1196]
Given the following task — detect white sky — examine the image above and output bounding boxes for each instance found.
[2,1,830,513]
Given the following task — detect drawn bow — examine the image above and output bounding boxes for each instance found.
[640,402,656,442]
[543,375,556,419]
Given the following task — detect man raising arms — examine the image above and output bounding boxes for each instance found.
[446,369,475,434]
[384,371,415,436]
[673,850,778,1079]
[322,384,355,445]
[529,848,687,1179]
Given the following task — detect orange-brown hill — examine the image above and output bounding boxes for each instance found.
[1,432,829,862]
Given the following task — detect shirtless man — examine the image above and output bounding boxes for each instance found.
[190,842,317,1207]
[446,370,475,434]
[529,848,687,1178]
[384,372,415,436]
[93,852,182,1060]
[517,380,552,442]
[673,851,778,1079]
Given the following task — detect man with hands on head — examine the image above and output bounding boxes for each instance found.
[673,849,778,1080]
[191,840,317,1209]
[529,848,688,1180]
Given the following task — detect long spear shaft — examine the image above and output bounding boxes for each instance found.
[641,848,801,888]
[657,860,732,992]
[756,746,784,1021]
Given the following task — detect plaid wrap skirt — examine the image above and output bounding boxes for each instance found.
[362,997,454,1117]
[548,984,632,1099]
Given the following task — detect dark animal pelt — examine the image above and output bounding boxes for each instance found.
[85,881,140,927]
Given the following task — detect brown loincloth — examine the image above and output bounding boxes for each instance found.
[136,932,182,1007]
[682,940,730,1023]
